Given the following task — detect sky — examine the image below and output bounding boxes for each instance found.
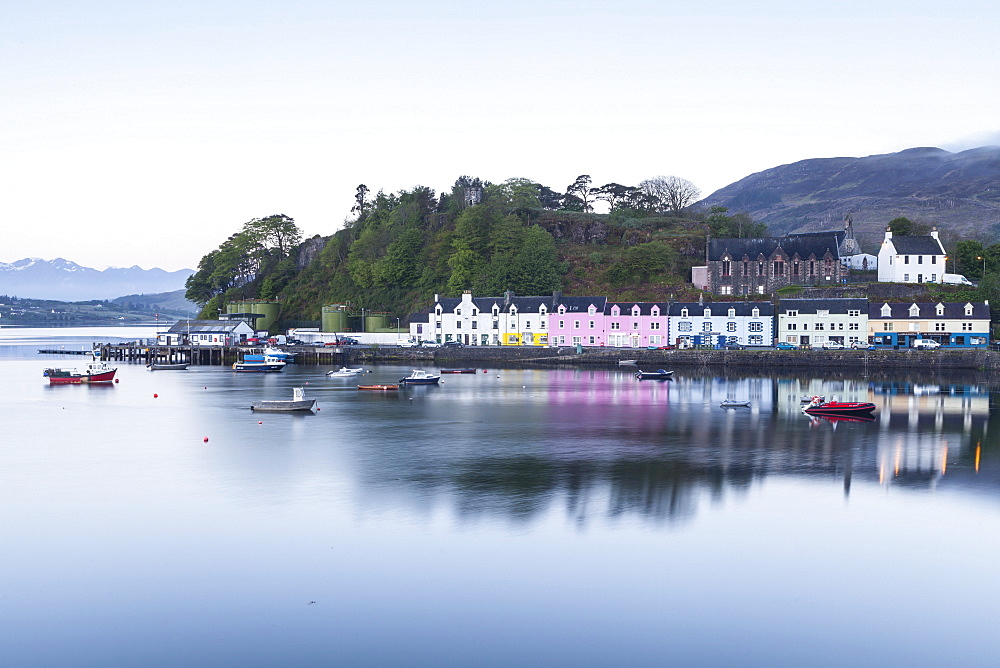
[2,0,998,271]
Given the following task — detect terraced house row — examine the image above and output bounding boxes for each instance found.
[410,291,991,349]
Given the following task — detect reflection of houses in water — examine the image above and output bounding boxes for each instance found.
[871,382,989,489]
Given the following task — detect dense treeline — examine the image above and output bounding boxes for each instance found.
[185,174,760,327]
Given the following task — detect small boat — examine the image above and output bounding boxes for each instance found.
[720,399,751,408]
[635,369,673,380]
[232,360,286,372]
[800,394,826,404]
[251,387,316,412]
[262,347,296,362]
[327,367,365,377]
[358,384,399,391]
[802,396,876,418]
[618,360,637,366]
[441,368,477,374]
[147,362,189,370]
[44,361,117,385]
[399,369,441,385]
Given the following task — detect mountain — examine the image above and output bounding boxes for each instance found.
[700,146,1000,246]
[0,258,195,301]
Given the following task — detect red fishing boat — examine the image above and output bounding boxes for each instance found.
[802,396,876,418]
[44,361,118,385]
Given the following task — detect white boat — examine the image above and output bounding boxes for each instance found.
[800,394,826,404]
[250,387,316,412]
[618,360,637,366]
[327,367,365,377]
[720,399,751,408]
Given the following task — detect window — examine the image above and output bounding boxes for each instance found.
[678,322,693,332]
[456,321,462,328]
[749,335,763,345]
[650,322,660,330]
[610,322,620,330]
[931,257,937,264]
[909,304,920,317]
[704,309,711,317]
[539,321,544,329]
[904,256,910,264]
[884,323,894,331]
[815,323,824,331]
[680,309,689,318]
[848,310,860,317]
[588,306,596,316]
[588,321,595,329]
[574,320,581,329]
[880,304,892,317]
[728,308,736,318]
[849,323,858,330]
[558,320,564,328]
[492,320,499,330]
[817,310,829,317]
[727,322,737,332]
[934,322,946,331]
[930,274,937,282]
[720,286,732,295]
[588,336,596,344]
[632,322,639,330]
[472,321,478,329]
[456,309,461,316]
[631,307,640,317]
[702,322,713,332]
[572,336,582,345]
[757,286,765,294]
[918,256,923,264]
[787,323,797,331]
[965,304,974,316]
[963,322,974,331]
[787,310,798,317]
[749,322,763,332]
[559,336,566,345]
[936,305,944,316]
[558,306,566,315]
[773,260,784,275]
[752,308,759,318]
[722,260,731,276]
[472,309,478,317]
[649,335,661,345]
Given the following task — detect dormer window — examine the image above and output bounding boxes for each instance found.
[727,308,736,318]
[704,308,711,317]
[787,310,798,317]
[936,304,945,316]
[492,306,499,316]
[558,306,566,315]
[751,308,759,318]
[651,307,659,317]
[612,307,620,317]
[908,304,920,317]
[965,303,974,316]
[540,306,547,316]
[680,308,689,318]
[817,310,829,317]
[880,303,892,317]
[509,306,517,315]
[435,306,442,316]
[632,307,640,317]
[588,306,596,316]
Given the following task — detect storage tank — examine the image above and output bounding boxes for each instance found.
[226,299,279,333]
[321,305,349,333]
[365,314,388,332]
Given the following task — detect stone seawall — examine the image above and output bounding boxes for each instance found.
[350,346,999,372]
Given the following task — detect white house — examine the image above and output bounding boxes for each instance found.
[161,319,254,346]
[668,302,775,347]
[877,227,947,283]
[776,299,869,348]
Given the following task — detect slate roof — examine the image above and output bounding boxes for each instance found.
[433,293,606,314]
[166,319,251,333]
[869,302,990,319]
[776,298,868,315]
[708,236,841,262]
[887,235,945,255]
[668,302,775,316]
[605,302,670,316]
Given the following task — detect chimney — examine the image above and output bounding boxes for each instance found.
[551,291,562,308]
[931,226,939,240]
[884,225,892,241]
[434,293,439,303]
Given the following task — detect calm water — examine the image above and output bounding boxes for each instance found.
[3,327,1000,666]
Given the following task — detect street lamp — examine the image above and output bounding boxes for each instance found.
[978,256,987,278]
[395,317,400,336]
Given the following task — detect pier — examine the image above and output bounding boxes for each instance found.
[95,343,346,366]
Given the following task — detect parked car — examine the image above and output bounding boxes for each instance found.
[775,342,797,350]
[419,340,441,348]
[912,339,941,349]
[442,340,464,348]
[721,342,744,350]
[850,341,875,350]
[336,337,360,345]
[818,341,845,350]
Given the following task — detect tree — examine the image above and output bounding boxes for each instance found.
[888,216,931,237]
[565,175,593,212]
[706,206,767,238]
[591,183,642,211]
[351,184,370,219]
[639,175,701,214]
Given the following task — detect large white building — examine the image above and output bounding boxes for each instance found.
[776,298,869,348]
[667,302,775,347]
[877,227,947,283]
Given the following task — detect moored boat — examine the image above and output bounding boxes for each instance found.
[441,368,477,374]
[147,362,189,370]
[399,369,441,385]
[635,369,673,380]
[250,387,316,412]
[44,361,117,385]
[358,384,399,391]
[327,367,365,377]
[720,399,751,408]
[802,397,876,418]
[232,359,286,372]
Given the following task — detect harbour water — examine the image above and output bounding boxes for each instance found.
[3,326,1000,666]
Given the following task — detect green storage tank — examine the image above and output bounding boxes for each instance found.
[321,305,349,333]
[365,314,388,332]
[226,300,279,333]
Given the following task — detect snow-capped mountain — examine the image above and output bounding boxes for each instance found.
[0,258,194,301]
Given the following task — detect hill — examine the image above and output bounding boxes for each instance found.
[700,146,1000,249]
[0,258,194,301]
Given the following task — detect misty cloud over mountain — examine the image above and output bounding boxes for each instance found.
[0,258,194,301]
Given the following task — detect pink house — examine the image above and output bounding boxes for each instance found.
[546,296,608,347]
[604,302,671,348]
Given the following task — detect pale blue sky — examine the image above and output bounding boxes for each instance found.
[2,1,997,270]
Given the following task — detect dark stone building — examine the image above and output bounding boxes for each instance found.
[706,234,847,295]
